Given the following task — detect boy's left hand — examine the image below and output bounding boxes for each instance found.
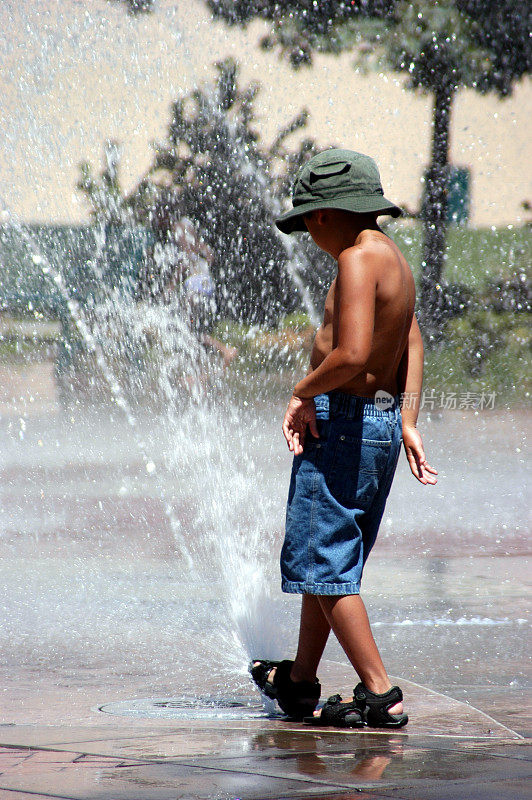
[282,395,319,455]
[402,425,438,484]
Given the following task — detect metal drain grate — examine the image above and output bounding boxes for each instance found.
[97,696,268,720]
[152,697,251,709]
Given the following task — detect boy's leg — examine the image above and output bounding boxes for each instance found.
[317,594,403,714]
[252,595,330,686]
[291,594,331,682]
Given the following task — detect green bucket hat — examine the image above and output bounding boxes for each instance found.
[275,148,401,234]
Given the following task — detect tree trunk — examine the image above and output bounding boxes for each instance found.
[419,85,454,345]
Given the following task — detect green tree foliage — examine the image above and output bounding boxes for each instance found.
[78,60,318,324]
[206,0,531,341]
[77,140,135,226]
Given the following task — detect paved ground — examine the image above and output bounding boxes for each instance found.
[0,660,530,800]
[0,730,529,800]
[0,373,530,798]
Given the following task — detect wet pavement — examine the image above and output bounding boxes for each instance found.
[1,578,529,799]
[0,674,530,799]
[4,691,529,798]
[0,373,530,798]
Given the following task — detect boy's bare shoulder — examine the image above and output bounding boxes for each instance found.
[337,242,378,277]
[336,233,415,319]
[338,234,412,287]
[342,233,402,263]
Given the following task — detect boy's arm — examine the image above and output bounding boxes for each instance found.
[397,313,423,426]
[282,249,375,455]
[398,314,438,484]
[292,248,376,399]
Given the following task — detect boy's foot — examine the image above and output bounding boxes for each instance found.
[308,697,403,719]
[251,666,403,720]
[310,696,403,719]
[353,682,408,728]
[252,660,275,688]
[304,693,365,728]
[250,660,277,697]
[249,659,320,720]
[251,661,318,690]
[308,684,407,729]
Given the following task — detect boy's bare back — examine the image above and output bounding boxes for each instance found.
[278,149,437,482]
[310,230,416,398]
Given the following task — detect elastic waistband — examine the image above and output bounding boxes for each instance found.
[315,391,400,419]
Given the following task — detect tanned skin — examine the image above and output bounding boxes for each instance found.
[282,208,437,484]
[264,208,438,719]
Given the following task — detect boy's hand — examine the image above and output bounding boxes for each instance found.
[402,425,438,484]
[282,395,319,456]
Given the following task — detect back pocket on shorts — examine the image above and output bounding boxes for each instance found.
[326,421,392,506]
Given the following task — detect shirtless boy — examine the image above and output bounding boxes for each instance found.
[251,149,437,728]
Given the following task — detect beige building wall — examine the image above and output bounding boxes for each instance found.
[1,0,530,227]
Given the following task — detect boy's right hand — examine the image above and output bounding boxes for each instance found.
[402,425,438,484]
[282,395,319,456]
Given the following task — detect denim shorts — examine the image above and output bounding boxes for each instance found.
[281,391,402,595]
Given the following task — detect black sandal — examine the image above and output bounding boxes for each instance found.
[249,659,321,720]
[303,693,364,728]
[354,682,408,728]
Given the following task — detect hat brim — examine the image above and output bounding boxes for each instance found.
[275,195,402,234]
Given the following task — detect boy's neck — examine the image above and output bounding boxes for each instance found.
[305,209,387,259]
[331,221,384,260]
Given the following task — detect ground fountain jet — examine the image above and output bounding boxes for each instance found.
[0,12,321,707]
[2,3,325,700]
[0,203,197,566]
[0,196,289,705]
